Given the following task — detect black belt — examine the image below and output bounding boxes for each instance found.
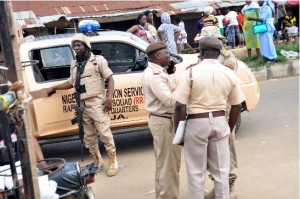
[150,113,172,120]
[187,111,225,119]
[75,85,86,94]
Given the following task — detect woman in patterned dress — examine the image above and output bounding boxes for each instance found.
[127,13,154,44]
[242,0,261,61]
[158,12,181,54]
[248,0,277,63]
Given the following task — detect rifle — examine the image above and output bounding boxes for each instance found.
[71,91,85,162]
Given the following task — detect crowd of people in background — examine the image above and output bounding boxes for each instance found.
[197,1,298,63]
[126,1,298,64]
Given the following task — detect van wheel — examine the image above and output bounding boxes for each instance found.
[235,116,241,134]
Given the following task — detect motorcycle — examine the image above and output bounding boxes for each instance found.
[38,158,97,199]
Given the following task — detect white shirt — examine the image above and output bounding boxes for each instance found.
[226,11,238,26]
[216,15,225,28]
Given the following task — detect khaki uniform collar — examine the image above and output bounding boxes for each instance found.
[202,59,219,64]
[88,53,96,62]
[149,62,165,75]
[149,62,164,72]
[71,52,95,69]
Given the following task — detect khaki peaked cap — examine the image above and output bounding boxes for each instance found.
[199,36,223,50]
[146,42,167,56]
[194,26,225,41]
[71,34,91,49]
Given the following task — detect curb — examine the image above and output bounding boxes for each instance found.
[251,59,299,81]
[229,46,299,81]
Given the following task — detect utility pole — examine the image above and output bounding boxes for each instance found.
[0,1,40,198]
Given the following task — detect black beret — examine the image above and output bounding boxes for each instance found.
[146,42,167,55]
[199,36,223,50]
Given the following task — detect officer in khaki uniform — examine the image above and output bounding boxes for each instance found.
[45,34,118,177]
[196,27,238,71]
[174,36,245,199]
[142,42,181,199]
[197,26,240,199]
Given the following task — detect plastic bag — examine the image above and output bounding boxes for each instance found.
[38,175,59,199]
[280,50,299,59]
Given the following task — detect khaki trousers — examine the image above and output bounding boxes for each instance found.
[184,114,230,199]
[209,103,238,184]
[149,115,181,199]
[208,129,237,185]
[82,99,116,154]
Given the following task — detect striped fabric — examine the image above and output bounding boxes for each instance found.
[203,15,219,27]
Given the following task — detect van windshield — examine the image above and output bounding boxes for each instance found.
[31,46,74,82]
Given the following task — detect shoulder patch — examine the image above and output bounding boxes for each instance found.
[224,61,236,70]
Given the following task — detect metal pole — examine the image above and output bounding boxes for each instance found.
[0,1,17,83]
[0,1,38,198]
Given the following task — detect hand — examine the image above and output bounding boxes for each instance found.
[46,87,56,96]
[103,98,112,112]
[0,190,5,199]
[39,161,52,174]
[144,23,149,30]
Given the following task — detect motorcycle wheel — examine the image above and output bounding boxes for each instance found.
[63,190,88,199]
[63,188,95,199]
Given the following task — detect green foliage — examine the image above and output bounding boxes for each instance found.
[275,43,298,64]
[240,55,248,63]
[277,54,288,63]
[275,43,299,54]
[248,58,266,70]
[242,43,299,69]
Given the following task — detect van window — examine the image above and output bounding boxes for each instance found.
[91,42,146,73]
[30,46,74,82]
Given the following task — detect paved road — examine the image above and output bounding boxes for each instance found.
[42,76,299,199]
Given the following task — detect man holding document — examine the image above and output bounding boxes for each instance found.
[142,41,181,199]
[173,36,245,199]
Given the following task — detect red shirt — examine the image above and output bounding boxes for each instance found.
[238,13,244,28]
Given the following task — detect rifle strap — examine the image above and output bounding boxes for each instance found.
[74,62,86,96]
[74,61,88,162]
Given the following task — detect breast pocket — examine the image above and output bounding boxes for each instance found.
[85,77,103,97]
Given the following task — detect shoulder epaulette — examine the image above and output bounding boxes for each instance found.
[220,48,230,58]
[152,67,161,75]
[186,60,200,70]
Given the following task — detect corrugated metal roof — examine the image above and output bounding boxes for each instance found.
[12,1,181,17]
[171,0,246,12]
[12,1,182,25]
[13,11,44,29]
[39,15,67,24]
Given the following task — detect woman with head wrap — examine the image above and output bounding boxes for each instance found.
[248,0,277,63]
[202,6,219,28]
[127,13,154,43]
[158,12,181,54]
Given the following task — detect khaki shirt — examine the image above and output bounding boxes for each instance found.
[218,48,238,71]
[68,53,113,101]
[142,62,176,114]
[173,59,245,114]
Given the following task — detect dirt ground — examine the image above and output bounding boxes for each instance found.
[44,77,299,199]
